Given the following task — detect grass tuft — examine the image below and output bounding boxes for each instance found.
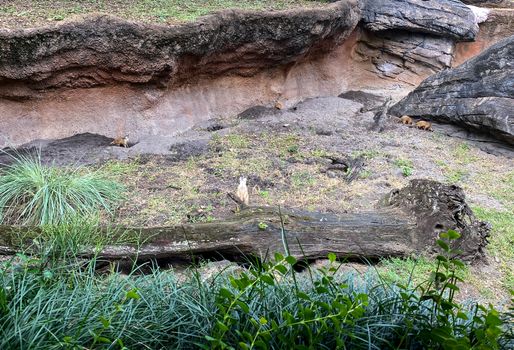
[0,154,124,226]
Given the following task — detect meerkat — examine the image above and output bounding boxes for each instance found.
[236,177,249,206]
[415,120,433,131]
[397,115,413,125]
[110,135,129,148]
[274,101,284,110]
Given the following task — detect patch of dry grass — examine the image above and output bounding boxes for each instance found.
[92,125,512,304]
[0,0,330,28]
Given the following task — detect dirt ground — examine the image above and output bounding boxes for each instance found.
[2,92,513,304]
[15,94,509,227]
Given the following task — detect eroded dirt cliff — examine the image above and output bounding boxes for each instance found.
[0,0,511,147]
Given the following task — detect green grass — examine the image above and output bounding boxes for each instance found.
[445,168,470,184]
[352,149,382,160]
[394,158,414,177]
[291,171,316,188]
[99,158,141,180]
[0,264,216,349]
[263,133,302,159]
[377,257,468,288]
[0,0,329,27]
[226,134,251,149]
[453,142,476,165]
[0,154,124,226]
[473,207,514,290]
[0,225,510,349]
[0,245,509,349]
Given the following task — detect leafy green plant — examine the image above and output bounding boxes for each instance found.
[395,158,414,177]
[393,230,504,349]
[0,154,124,225]
[286,145,299,154]
[204,253,369,349]
[258,222,268,230]
[0,225,510,349]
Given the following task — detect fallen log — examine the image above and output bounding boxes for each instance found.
[0,180,490,265]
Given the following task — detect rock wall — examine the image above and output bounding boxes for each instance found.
[454,8,514,65]
[0,0,511,147]
[355,0,479,83]
[1,1,362,147]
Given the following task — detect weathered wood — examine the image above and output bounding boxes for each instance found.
[98,207,418,262]
[0,180,490,265]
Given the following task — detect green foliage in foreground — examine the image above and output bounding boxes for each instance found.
[0,229,512,349]
[0,154,124,226]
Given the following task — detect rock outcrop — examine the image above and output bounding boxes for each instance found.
[356,0,480,81]
[0,0,513,148]
[0,1,359,94]
[390,35,514,145]
[354,30,455,79]
[0,2,362,147]
[453,7,514,65]
[361,0,479,40]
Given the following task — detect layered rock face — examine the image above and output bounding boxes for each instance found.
[453,7,514,65]
[361,0,479,40]
[461,0,514,8]
[355,0,480,82]
[390,36,514,145]
[0,1,361,146]
[0,1,359,95]
[0,0,512,147]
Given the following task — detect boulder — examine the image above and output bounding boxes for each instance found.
[356,0,481,82]
[390,35,514,145]
[355,30,455,79]
[361,0,479,41]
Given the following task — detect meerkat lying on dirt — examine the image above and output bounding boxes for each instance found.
[415,120,433,131]
[397,115,413,125]
[110,135,129,148]
[274,101,284,110]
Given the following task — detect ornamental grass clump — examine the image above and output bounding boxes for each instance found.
[0,154,123,226]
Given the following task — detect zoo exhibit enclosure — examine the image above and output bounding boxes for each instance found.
[0,0,512,292]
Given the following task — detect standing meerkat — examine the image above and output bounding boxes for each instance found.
[236,177,249,206]
[397,115,413,125]
[110,135,129,148]
[416,120,433,131]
